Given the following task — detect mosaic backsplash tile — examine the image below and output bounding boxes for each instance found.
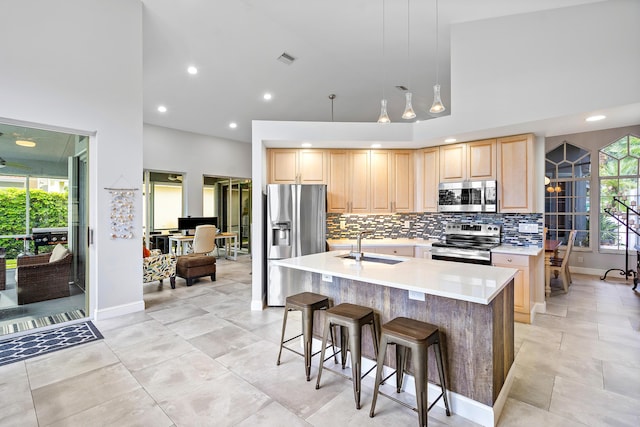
[327,212,544,247]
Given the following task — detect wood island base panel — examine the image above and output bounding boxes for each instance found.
[309,273,515,407]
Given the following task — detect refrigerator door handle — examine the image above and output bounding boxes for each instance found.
[294,185,302,255]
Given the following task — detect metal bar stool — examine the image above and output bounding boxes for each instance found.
[277,292,332,381]
[370,317,450,427]
[315,303,379,410]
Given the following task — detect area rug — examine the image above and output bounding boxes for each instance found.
[0,309,87,336]
[0,320,103,367]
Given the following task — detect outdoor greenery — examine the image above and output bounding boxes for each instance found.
[0,188,68,259]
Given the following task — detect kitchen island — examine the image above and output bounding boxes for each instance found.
[272,250,518,426]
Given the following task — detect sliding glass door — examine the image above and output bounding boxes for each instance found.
[0,122,89,336]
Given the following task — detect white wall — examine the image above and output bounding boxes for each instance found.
[143,124,251,216]
[413,0,640,144]
[0,0,144,319]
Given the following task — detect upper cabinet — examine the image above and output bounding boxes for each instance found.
[268,149,327,184]
[439,139,496,182]
[419,147,439,212]
[497,134,535,213]
[327,149,413,214]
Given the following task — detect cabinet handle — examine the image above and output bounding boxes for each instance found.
[507,258,512,262]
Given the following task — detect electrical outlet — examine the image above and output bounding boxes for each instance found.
[408,291,425,301]
[322,274,333,282]
[339,220,346,230]
[518,223,539,233]
[577,256,584,263]
[404,220,411,228]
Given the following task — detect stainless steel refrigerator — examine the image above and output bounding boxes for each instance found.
[266,184,326,306]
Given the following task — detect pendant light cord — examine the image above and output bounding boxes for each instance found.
[435,0,439,84]
[407,0,411,89]
[382,0,386,99]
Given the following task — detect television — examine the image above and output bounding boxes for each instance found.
[177,216,218,235]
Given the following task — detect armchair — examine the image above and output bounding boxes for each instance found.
[144,249,177,288]
[17,249,72,305]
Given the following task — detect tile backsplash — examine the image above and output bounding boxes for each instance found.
[327,212,544,247]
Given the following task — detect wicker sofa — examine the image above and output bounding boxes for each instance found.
[144,249,177,288]
[16,250,72,305]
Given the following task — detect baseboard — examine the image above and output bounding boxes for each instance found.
[531,301,546,320]
[569,266,607,277]
[251,299,264,311]
[93,300,145,321]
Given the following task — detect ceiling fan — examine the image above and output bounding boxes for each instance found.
[0,156,30,169]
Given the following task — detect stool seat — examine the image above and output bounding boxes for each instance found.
[277,292,331,381]
[370,317,450,427]
[382,317,439,344]
[316,303,379,410]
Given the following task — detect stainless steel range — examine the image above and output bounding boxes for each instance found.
[431,223,501,265]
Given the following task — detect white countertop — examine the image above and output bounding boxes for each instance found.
[327,238,436,248]
[272,250,518,305]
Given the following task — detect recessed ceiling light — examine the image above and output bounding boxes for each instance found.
[263,93,272,101]
[16,140,36,148]
[371,143,382,148]
[187,66,198,75]
[444,138,457,143]
[229,122,238,129]
[301,142,312,148]
[157,105,167,113]
[586,114,606,122]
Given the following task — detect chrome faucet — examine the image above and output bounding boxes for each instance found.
[351,231,370,261]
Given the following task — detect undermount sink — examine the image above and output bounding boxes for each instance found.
[337,253,406,265]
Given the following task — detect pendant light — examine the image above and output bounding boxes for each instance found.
[429,0,446,114]
[377,0,390,123]
[401,0,416,120]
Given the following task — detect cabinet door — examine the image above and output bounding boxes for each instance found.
[370,150,392,213]
[440,144,466,181]
[350,150,371,213]
[327,150,350,213]
[392,150,414,212]
[498,134,534,212]
[299,150,327,184]
[468,139,496,179]
[421,148,439,212]
[493,253,531,321]
[269,149,298,183]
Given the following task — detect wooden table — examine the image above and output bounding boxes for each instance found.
[545,239,562,297]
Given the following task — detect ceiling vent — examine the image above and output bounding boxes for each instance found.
[395,85,409,92]
[277,52,296,65]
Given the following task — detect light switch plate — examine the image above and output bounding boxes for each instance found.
[322,274,333,283]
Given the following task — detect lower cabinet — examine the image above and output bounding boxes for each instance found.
[492,253,532,324]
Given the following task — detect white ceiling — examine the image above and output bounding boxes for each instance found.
[141,0,627,145]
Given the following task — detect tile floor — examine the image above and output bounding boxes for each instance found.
[1,256,639,426]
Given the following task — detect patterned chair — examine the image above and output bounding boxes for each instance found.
[143,249,177,288]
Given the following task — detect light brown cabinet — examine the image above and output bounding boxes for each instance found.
[268,149,327,184]
[440,139,496,182]
[419,147,439,212]
[327,150,370,213]
[328,149,413,214]
[497,134,534,213]
[492,253,532,324]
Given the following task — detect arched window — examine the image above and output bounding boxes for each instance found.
[599,134,640,252]
[545,142,590,247]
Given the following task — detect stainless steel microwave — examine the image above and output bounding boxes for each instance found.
[438,180,497,213]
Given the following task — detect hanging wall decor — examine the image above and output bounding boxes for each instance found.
[105,182,138,239]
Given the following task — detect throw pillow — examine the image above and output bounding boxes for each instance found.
[143,245,151,258]
[49,243,69,263]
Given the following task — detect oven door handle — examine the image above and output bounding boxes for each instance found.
[431,247,490,262]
